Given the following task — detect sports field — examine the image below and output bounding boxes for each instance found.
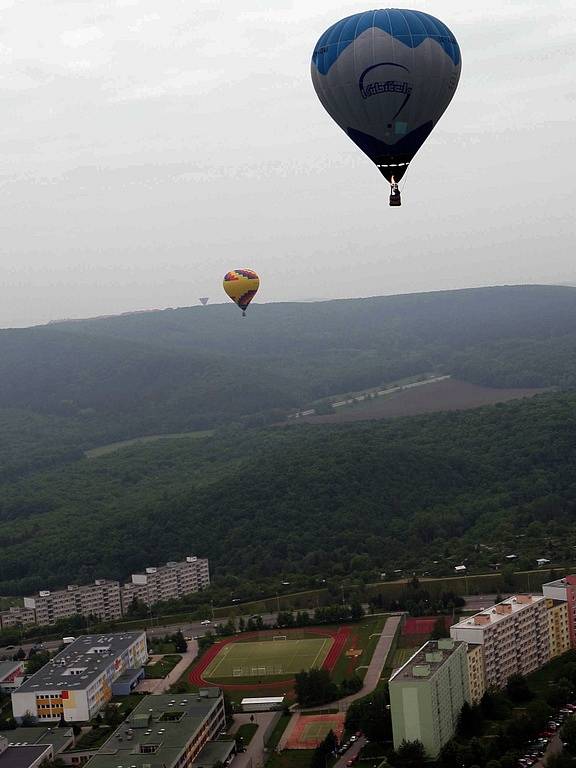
[203,637,333,679]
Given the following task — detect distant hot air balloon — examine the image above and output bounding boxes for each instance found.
[199,297,209,306]
[311,9,461,206]
[223,269,260,317]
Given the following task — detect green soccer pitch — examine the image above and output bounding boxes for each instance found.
[203,637,333,679]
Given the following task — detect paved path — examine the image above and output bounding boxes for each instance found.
[298,615,401,713]
[230,712,279,768]
[279,614,402,754]
[339,615,401,708]
[136,640,198,694]
[333,737,366,768]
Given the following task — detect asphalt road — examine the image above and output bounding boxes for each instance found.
[333,736,366,768]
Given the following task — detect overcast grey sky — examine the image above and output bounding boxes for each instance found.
[0,0,574,327]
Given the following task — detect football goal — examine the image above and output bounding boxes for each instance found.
[273,635,287,641]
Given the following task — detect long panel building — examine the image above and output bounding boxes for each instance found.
[12,632,147,723]
[85,689,232,768]
[16,555,209,629]
[24,580,122,627]
[121,557,210,613]
[450,594,551,689]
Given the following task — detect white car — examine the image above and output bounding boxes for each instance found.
[200,620,211,626]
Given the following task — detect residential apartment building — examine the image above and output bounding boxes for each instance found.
[0,606,37,631]
[466,643,486,705]
[84,689,231,768]
[543,576,576,648]
[450,594,550,689]
[546,598,571,658]
[24,580,122,627]
[389,639,470,758]
[121,556,210,612]
[12,632,147,723]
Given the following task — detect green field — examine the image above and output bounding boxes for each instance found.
[85,430,213,458]
[204,637,332,679]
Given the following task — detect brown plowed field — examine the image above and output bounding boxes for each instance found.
[293,379,550,424]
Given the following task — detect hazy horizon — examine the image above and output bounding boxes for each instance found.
[0,0,574,327]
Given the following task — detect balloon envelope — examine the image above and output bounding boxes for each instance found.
[223,269,260,313]
[311,9,461,183]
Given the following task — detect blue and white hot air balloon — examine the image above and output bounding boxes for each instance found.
[311,9,461,206]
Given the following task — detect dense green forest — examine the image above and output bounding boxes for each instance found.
[3,285,576,481]
[1,388,576,596]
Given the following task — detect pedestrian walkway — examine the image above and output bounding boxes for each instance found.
[136,640,198,694]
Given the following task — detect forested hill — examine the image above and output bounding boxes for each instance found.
[2,284,576,478]
[1,389,576,596]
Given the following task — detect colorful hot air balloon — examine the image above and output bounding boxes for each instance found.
[223,269,260,317]
[311,9,461,206]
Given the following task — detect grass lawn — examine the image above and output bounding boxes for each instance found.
[266,714,291,750]
[149,641,178,655]
[330,616,388,684]
[266,750,315,768]
[391,648,418,669]
[204,638,331,679]
[145,654,182,679]
[112,692,148,717]
[73,725,114,750]
[237,723,259,745]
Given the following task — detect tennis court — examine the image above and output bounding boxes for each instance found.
[286,713,345,749]
[203,637,333,679]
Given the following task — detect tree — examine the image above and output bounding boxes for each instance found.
[223,691,234,725]
[457,702,483,739]
[430,617,449,640]
[294,669,338,707]
[391,740,426,768]
[173,631,187,654]
[505,673,533,703]
[350,601,364,621]
[526,699,553,731]
[561,717,576,754]
[346,690,391,742]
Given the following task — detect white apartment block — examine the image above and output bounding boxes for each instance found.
[450,594,550,688]
[24,580,122,627]
[12,632,147,723]
[121,556,210,612]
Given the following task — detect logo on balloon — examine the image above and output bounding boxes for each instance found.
[359,62,412,119]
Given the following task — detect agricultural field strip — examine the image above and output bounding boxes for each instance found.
[204,638,332,678]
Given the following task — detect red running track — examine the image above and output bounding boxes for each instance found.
[189,625,352,692]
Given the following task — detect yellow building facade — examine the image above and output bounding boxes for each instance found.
[466,643,485,705]
[547,598,571,659]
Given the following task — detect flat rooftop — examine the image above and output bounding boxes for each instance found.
[16,632,145,694]
[0,744,51,768]
[0,660,22,679]
[191,739,235,767]
[0,725,74,754]
[390,639,464,683]
[85,690,224,768]
[451,594,546,631]
[544,578,570,589]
